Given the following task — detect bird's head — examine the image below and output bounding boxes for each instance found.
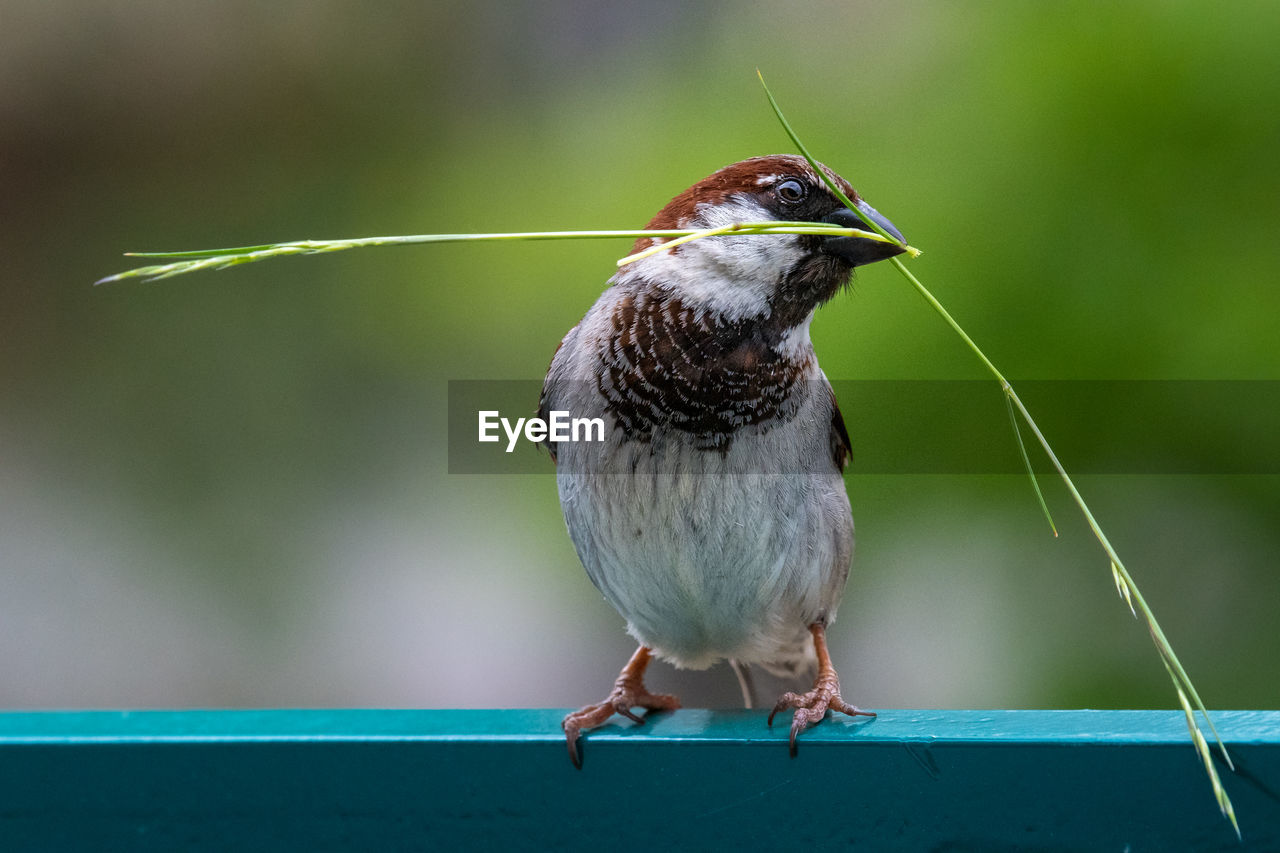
[620,154,906,325]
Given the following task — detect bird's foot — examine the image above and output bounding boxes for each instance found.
[767,671,874,754]
[562,646,679,768]
[767,623,874,754]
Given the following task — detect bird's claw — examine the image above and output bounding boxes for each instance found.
[562,680,680,768]
[768,673,873,755]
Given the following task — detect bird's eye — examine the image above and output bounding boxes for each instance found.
[776,179,806,203]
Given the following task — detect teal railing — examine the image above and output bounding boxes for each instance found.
[2,709,1276,850]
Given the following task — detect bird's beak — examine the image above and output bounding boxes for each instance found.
[820,201,907,267]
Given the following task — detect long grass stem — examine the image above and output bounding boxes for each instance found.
[96,224,917,285]
[759,76,1237,835]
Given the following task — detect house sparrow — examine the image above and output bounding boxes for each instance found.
[539,154,907,766]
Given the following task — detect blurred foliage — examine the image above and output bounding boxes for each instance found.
[1,0,1277,711]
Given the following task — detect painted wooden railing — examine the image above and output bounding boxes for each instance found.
[2,709,1277,850]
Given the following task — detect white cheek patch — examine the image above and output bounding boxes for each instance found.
[622,251,768,322]
[623,194,807,322]
[691,195,808,294]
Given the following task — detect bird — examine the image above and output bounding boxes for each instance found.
[538,154,907,767]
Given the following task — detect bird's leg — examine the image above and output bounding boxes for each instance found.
[562,645,680,768]
[768,623,874,754]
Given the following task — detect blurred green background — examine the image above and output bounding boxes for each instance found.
[2,0,1277,712]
